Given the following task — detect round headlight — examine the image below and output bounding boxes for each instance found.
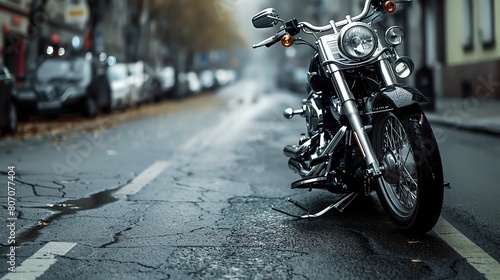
[339,24,378,61]
[385,26,405,46]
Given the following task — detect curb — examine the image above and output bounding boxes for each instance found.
[426,113,500,136]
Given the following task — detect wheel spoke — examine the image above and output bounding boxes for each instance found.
[401,167,418,206]
[380,115,419,213]
[403,167,418,188]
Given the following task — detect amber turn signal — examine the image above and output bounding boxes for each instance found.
[383,1,397,13]
[281,34,294,47]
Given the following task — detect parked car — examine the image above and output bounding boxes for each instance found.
[215,69,237,87]
[157,66,176,99]
[0,64,17,134]
[171,71,200,99]
[15,53,111,119]
[127,61,146,106]
[106,63,131,109]
[186,72,202,95]
[128,61,162,104]
[142,63,162,102]
[276,66,308,93]
[199,69,218,91]
[289,67,308,93]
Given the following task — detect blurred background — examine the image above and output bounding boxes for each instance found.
[246,0,500,103]
[0,0,247,77]
[0,0,499,129]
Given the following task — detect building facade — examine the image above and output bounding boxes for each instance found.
[0,0,31,76]
[443,0,500,99]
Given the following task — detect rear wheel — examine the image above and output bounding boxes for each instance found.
[372,105,444,234]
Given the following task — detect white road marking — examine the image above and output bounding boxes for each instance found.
[1,242,76,280]
[115,161,169,195]
[434,218,500,279]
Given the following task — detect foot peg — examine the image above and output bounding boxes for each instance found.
[272,192,358,219]
[283,107,305,119]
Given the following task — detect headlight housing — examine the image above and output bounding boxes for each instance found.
[339,23,378,61]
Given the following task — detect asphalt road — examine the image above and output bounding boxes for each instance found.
[0,80,499,279]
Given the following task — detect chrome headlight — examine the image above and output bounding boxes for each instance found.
[385,26,405,46]
[339,23,378,61]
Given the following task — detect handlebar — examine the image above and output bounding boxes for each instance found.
[298,0,373,32]
[253,0,376,48]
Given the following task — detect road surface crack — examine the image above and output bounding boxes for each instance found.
[100,226,133,248]
[14,177,68,197]
[60,254,161,270]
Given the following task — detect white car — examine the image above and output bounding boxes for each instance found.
[107,63,131,109]
[157,66,176,95]
[127,61,146,106]
[178,72,201,95]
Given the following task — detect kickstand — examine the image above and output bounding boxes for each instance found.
[272,193,358,219]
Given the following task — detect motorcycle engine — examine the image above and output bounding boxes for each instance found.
[308,53,334,94]
[304,98,324,136]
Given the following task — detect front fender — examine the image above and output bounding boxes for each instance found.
[368,85,427,112]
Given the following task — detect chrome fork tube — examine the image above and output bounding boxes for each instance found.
[331,71,382,178]
[378,58,398,86]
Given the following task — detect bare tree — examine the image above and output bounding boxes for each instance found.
[150,0,244,70]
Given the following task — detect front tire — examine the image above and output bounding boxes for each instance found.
[372,105,444,234]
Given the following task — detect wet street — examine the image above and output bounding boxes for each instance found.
[1,79,500,279]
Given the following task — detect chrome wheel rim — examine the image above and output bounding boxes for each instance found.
[380,115,418,218]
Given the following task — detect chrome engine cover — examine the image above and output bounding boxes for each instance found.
[305,98,324,135]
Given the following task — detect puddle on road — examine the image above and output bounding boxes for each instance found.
[0,188,120,254]
[43,188,119,214]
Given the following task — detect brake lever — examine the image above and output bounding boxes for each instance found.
[252,29,287,49]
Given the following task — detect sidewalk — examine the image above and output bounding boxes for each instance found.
[425,97,500,136]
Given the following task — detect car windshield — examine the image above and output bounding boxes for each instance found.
[36,57,91,83]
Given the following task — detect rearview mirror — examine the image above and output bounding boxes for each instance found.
[252,8,279,29]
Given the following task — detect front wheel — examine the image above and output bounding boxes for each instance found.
[372,105,444,234]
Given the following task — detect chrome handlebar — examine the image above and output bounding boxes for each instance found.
[298,0,373,32]
[253,0,375,49]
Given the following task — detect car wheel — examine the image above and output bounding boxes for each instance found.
[83,95,98,118]
[102,88,113,114]
[6,101,17,133]
[18,111,30,121]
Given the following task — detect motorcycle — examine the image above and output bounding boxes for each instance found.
[252,0,448,234]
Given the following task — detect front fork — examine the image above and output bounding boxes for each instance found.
[328,59,397,179]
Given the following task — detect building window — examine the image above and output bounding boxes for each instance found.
[480,0,495,48]
[462,0,473,51]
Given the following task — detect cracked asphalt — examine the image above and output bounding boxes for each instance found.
[0,79,499,279]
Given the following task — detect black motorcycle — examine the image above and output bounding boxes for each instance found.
[252,0,447,234]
